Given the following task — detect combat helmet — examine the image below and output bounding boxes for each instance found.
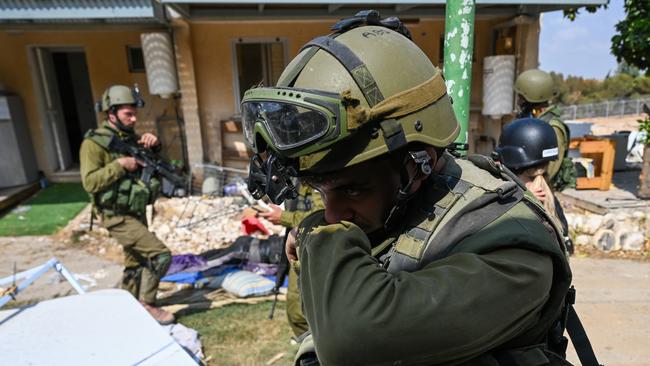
[242,10,460,203]
[496,117,559,171]
[514,69,557,103]
[95,85,145,113]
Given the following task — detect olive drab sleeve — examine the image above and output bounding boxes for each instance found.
[79,139,126,194]
[297,218,554,366]
[280,190,325,228]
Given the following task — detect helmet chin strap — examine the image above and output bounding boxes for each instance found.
[109,107,134,134]
[384,150,432,231]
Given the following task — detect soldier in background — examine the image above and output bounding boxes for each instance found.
[259,185,323,337]
[515,69,577,191]
[496,117,574,254]
[80,85,174,325]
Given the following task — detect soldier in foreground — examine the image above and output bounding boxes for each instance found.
[80,85,174,325]
[515,69,577,191]
[243,12,580,365]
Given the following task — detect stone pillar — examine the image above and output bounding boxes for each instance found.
[171,19,205,170]
[516,15,540,72]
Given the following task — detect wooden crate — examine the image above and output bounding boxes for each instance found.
[569,137,616,191]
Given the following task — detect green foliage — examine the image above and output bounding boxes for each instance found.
[563,5,604,21]
[611,0,650,75]
[0,183,89,236]
[639,106,650,145]
[550,70,650,105]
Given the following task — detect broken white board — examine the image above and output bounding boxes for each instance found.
[0,289,197,366]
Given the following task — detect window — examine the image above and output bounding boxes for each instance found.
[126,46,145,73]
[233,40,286,110]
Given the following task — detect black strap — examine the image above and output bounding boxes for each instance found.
[301,36,384,107]
[567,305,602,366]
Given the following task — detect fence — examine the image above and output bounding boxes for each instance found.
[190,163,248,196]
[560,96,650,120]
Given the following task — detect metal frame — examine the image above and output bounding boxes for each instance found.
[0,257,86,309]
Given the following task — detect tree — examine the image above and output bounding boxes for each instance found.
[611,0,650,75]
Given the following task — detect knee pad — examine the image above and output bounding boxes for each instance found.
[149,252,172,277]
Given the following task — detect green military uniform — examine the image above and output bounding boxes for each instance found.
[281,184,324,337]
[295,153,572,365]
[80,121,171,305]
[538,106,577,191]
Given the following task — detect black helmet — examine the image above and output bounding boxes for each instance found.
[496,118,558,171]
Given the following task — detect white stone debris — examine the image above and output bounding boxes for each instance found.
[148,196,284,255]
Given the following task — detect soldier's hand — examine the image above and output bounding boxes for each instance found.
[286,228,298,261]
[139,133,159,148]
[118,156,139,172]
[259,204,283,225]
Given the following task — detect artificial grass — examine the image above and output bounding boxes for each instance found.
[0,183,89,236]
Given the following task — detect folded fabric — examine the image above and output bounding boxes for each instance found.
[166,254,208,276]
[160,271,203,284]
[243,262,278,276]
[221,270,275,298]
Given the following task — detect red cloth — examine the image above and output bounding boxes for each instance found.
[241,216,270,235]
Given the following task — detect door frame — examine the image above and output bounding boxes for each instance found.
[230,37,288,113]
[29,45,87,173]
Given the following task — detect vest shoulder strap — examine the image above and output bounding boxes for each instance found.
[84,128,114,150]
[386,155,526,273]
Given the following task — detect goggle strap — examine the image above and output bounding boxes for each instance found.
[301,36,384,107]
[277,46,319,87]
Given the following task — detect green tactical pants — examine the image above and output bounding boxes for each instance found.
[103,214,171,305]
[287,266,308,337]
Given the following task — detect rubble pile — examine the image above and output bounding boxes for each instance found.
[149,196,284,254]
[566,210,649,252]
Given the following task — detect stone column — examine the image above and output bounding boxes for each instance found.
[171,19,205,170]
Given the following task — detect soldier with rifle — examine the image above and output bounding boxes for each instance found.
[80,85,176,325]
[260,184,323,337]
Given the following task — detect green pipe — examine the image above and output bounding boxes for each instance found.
[443,0,476,148]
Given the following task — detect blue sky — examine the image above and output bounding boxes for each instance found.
[539,0,626,80]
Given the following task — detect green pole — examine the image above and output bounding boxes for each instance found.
[443,0,476,148]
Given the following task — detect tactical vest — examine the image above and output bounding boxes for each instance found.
[370,153,574,365]
[286,184,317,213]
[539,107,577,191]
[84,127,159,218]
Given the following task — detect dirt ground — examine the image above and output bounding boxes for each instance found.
[0,236,121,304]
[566,257,650,366]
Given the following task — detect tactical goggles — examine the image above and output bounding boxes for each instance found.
[242,87,348,156]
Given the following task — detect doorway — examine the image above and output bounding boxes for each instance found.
[33,47,95,172]
[232,39,287,112]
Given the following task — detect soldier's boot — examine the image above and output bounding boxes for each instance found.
[139,252,174,325]
[139,301,175,325]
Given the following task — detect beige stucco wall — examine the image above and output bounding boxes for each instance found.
[188,17,512,166]
[0,28,173,181]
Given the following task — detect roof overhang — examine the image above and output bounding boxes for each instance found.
[161,0,608,20]
[0,0,167,25]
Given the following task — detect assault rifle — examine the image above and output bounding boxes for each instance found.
[108,135,188,197]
